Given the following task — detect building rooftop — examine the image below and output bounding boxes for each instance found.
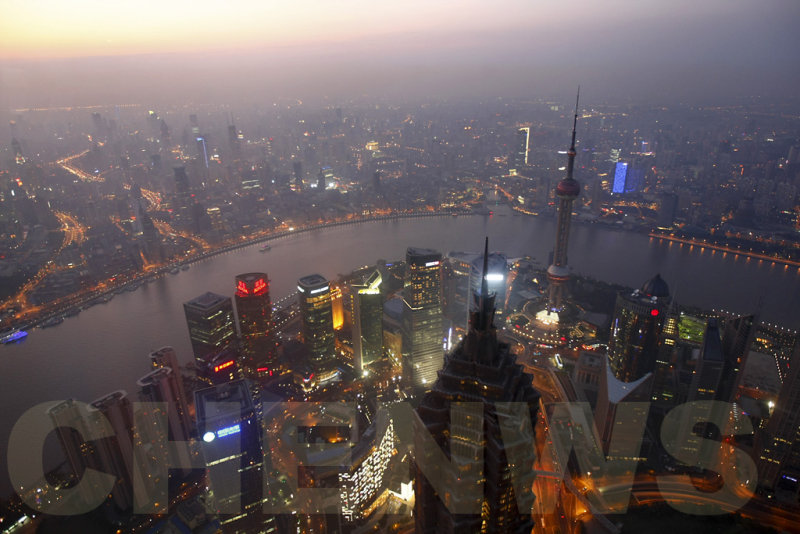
[298,273,329,289]
[195,379,254,424]
[406,247,441,264]
[640,273,670,299]
[184,292,230,310]
[137,366,173,388]
[604,363,652,404]
[236,272,268,283]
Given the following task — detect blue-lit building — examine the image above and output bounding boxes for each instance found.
[195,380,271,532]
[612,161,644,194]
[612,162,628,194]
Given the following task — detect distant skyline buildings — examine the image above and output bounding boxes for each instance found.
[510,126,529,174]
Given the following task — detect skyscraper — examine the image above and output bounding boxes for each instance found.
[234,273,276,376]
[608,274,671,384]
[89,391,135,511]
[757,340,800,498]
[173,166,190,196]
[183,292,236,365]
[195,379,267,532]
[352,269,383,374]
[298,274,336,378]
[611,162,628,194]
[468,251,508,327]
[510,126,530,174]
[47,399,128,510]
[196,136,209,168]
[546,90,581,313]
[718,313,757,403]
[149,346,190,417]
[686,318,725,402]
[401,247,444,392]
[137,366,192,443]
[415,239,540,533]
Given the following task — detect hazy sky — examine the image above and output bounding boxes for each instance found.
[1,0,799,106]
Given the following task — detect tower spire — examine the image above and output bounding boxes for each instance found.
[546,88,582,313]
[471,236,495,333]
[570,86,580,153]
[480,236,489,304]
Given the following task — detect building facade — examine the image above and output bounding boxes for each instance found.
[183,292,236,364]
[401,247,444,392]
[234,272,276,376]
[352,269,383,373]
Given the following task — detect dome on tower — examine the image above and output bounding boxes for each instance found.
[640,273,669,298]
[556,178,580,197]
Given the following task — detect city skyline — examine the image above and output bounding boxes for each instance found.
[1,1,800,528]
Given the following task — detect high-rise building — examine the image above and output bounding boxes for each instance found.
[149,346,190,421]
[183,292,236,365]
[401,247,444,392]
[298,274,336,378]
[173,166,190,196]
[510,126,530,174]
[443,252,476,328]
[594,361,652,460]
[133,367,192,504]
[196,136,209,168]
[47,399,128,510]
[657,192,679,227]
[718,313,757,403]
[414,240,540,532]
[608,274,671,384]
[234,273,276,376]
[468,252,508,327]
[89,391,135,511]
[292,160,303,189]
[756,340,800,498]
[137,366,192,443]
[195,380,268,532]
[611,162,628,194]
[686,318,725,402]
[546,90,581,313]
[352,270,383,374]
[339,413,398,522]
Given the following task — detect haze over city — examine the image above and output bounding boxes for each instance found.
[2,1,800,533]
[2,0,800,109]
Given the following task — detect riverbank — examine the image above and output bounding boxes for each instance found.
[10,209,473,332]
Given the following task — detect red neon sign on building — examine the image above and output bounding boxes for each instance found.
[237,280,249,295]
[214,360,235,373]
[253,278,267,294]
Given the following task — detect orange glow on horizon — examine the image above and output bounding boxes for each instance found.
[0,0,544,60]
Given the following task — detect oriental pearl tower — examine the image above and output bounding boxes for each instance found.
[546,88,581,314]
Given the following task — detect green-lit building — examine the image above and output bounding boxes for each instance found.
[352,269,383,373]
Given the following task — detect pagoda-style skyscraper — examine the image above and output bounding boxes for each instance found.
[546,89,581,313]
[415,238,540,533]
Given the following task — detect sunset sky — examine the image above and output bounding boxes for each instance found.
[1,0,798,105]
